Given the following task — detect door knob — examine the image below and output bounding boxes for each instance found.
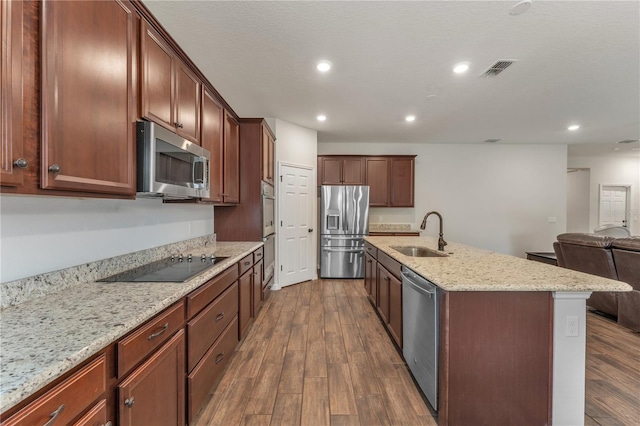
[48,164,61,173]
[13,158,28,168]
[308,228,314,233]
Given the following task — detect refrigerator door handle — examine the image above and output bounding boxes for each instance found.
[343,188,349,232]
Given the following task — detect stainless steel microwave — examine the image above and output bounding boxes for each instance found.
[136,121,210,199]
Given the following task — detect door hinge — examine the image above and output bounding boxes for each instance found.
[280,265,283,271]
[280,175,283,182]
[281,220,283,226]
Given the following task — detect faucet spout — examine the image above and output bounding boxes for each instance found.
[420,211,447,251]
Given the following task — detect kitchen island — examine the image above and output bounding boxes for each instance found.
[364,236,631,426]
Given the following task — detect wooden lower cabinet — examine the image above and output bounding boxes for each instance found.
[388,273,402,347]
[1,355,107,426]
[187,316,239,423]
[377,264,391,324]
[238,268,252,339]
[72,399,108,426]
[364,252,377,304]
[438,291,552,425]
[118,330,185,426]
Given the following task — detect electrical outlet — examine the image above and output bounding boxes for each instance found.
[566,316,579,337]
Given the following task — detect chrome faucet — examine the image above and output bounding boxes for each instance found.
[420,211,447,251]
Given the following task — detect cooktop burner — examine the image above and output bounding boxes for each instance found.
[97,254,229,283]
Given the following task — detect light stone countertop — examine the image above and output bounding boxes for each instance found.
[0,241,261,414]
[365,236,632,292]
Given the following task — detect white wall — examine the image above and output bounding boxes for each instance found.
[271,119,318,287]
[0,195,214,283]
[319,142,568,257]
[566,169,591,233]
[568,155,640,235]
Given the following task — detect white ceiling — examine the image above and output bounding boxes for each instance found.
[143,0,640,156]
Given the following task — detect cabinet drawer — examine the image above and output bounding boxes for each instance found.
[187,265,238,318]
[238,254,253,276]
[3,355,106,426]
[117,301,185,377]
[187,282,239,371]
[378,251,402,281]
[364,242,378,259]
[253,247,264,263]
[187,316,239,423]
[72,399,107,426]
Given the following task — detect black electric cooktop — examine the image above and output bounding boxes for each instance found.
[97,254,229,283]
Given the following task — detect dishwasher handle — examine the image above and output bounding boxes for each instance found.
[402,272,435,298]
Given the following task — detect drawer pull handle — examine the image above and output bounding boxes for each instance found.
[215,312,225,322]
[244,261,251,266]
[148,323,169,340]
[124,397,135,408]
[44,404,64,426]
[104,422,113,426]
[215,352,225,364]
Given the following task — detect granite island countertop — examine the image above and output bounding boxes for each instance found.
[365,236,632,292]
[0,240,262,414]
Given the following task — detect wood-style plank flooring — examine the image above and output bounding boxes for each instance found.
[193,279,640,426]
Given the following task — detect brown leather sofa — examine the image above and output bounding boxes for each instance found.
[611,238,640,331]
[554,233,619,318]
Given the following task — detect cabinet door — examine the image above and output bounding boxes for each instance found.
[261,126,274,184]
[1,0,25,187]
[223,110,240,204]
[238,269,252,339]
[389,157,415,207]
[140,20,174,131]
[388,273,402,348]
[41,0,136,195]
[319,157,343,185]
[253,259,264,318]
[377,264,390,323]
[342,157,365,185]
[364,253,377,304]
[118,330,185,426]
[201,88,223,203]
[268,134,275,184]
[365,157,389,206]
[174,59,200,143]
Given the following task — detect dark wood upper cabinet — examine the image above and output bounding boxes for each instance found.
[389,157,415,207]
[141,20,201,144]
[261,126,275,185]
[40,0,136,195]
[365,157,389,206]
[222,110,240,204]
[200,88,223,203]
[318,156,365,185]
[320,155,415,207]
[1,0,25,187]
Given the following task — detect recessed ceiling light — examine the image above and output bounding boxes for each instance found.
[316,61,331,72]
[612,147,621,151]
[405,115,416,122]
[510,0,532,16]
[317,115,327,122]
[567,124,580,131]
[453,63,469,74]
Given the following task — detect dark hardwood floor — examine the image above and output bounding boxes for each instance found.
[193,279,640,425]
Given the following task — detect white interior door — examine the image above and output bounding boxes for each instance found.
[599,185,628,227]
[278,164,314,287]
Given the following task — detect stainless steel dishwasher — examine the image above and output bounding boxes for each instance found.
[402,266,438,411]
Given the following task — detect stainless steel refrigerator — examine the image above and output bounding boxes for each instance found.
[320,185,370,278]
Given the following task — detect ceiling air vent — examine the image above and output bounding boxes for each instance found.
[480,60,517,77]
[484,138,501,143]
[617,139,639,144]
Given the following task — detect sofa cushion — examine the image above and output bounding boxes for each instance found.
[611,236,640,251]
[556,233,616,248]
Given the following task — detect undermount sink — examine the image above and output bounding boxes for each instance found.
[390,246,448,258]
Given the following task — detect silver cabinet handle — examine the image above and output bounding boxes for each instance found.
[48,164,61,173]
[13,158,28,168]
[147,323,169,340]
[215,352,225,364]
[215,312,225,322]
[104,422,113,426]
[124,397,135,408]
[43,404,64,426]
